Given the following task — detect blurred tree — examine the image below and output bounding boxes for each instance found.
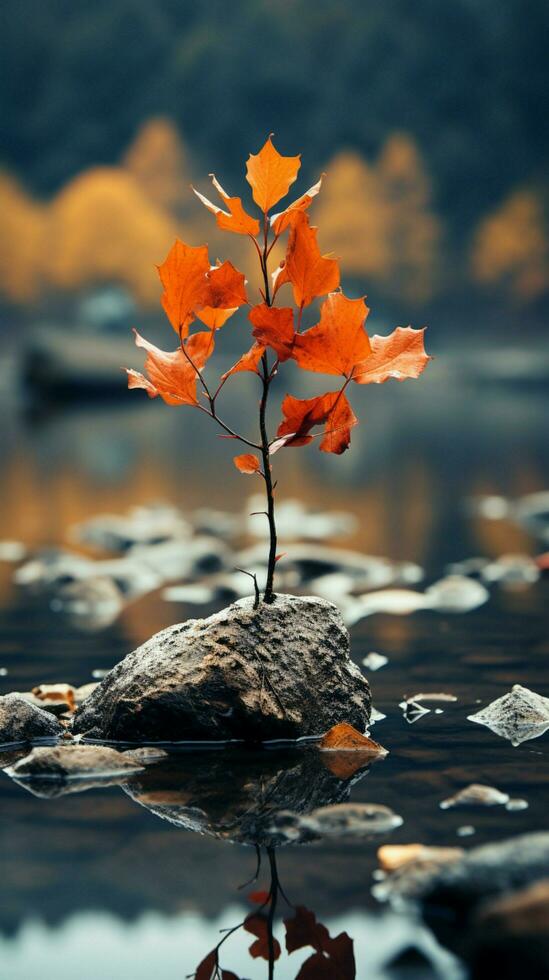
[45,167,179,305]
[471,189,548,301]
[316,136,440,304]
[0,172,45,303]
[122,117,193,218]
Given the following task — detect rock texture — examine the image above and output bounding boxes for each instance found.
[0,693,63,744]
[468,684,549,745]
[7,744,145,780]
[73,594,371,742]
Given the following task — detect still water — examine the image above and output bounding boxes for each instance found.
[0,358,548,979]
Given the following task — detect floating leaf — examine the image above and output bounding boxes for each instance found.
[320,722,386,754]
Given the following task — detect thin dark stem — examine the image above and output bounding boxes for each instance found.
[267,848,279,980]
[257,216,278,603]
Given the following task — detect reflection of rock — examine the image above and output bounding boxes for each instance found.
[73,595,371,742]
[376,832,549,956]
[468,879,549,979]
[468,685,549,746]
[0,693,63,744]
[271,802,402,842]
[6,745,145,798]
[124,745,371,846]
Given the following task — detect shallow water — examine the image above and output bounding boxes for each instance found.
[0,364,548,978]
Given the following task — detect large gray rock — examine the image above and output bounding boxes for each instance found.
[0,693,63,744]
[73,594,371,742]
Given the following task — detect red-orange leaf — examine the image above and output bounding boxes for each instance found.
[127,330,214,406]
[293,292,371,378]
[273,213,340,308]
[277,390,357,455]
[222,342,265,380]
[244,915,281,961]
[270,175,324,236]
[157,239,211,336]
[193,175,260,237]
[206,260,248,309]
[246,135,301,213]
[196,306,238,331]
[233,453,261,474]
[249,304,295,362]
[352,326,431,384]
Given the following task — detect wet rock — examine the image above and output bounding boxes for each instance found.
[468,879,549,979]
[14,548,95,590]
[457,825,476,838]
[129,535,232,581]
[482,553,540,589]
[424,575,489,612]
[124,746,369,846]
[506,798,529,811]
[50,576,125,631]
[0,694,63,744]
[245,496,358,541]
[468,684,549,746]
[73,594,371,742]
[440,783,510,809]
[0,540,26,562]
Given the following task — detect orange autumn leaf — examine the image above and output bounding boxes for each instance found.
[270,174,324,236]
[221,342,265,380]
[196,260,248,331]
[277,390,357,455]
[233,453,261,474]
[352,326,431,384]
[293,291,371,377]
[244,915,281,961]
[249,304,295,361]
[127,329,214,406]
[246,135,301,213]
[273,212,340,308]
[320,722,386,753]
[193,175,260,237]
[157,239,211,336]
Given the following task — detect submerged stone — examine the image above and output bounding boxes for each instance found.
[7,744,145,780]
[440,783,510,810]
[73,594,371,742]
[0,693,63,744]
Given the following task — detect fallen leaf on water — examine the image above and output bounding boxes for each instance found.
[320,722,387,755]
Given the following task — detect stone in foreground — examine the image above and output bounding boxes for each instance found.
[0,693,63,744]
[73,594,371,742]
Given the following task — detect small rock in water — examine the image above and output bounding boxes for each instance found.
[400,700,431,724]
[378,844,464,872]
[7,744,145,780]
[0,668,8,677]
[440,784,510,810]
[505,798,529,812]
[468,684,549,746]
[50,576,125,632]
[482,553,540,589]
[0,693,63,743]
[370,707,387,724]
[121,747,169,765]
[425,575,489,613]
[0,540,26,562]
[70,503,190,552]
[513,490,549,542]
[445,557,489,578]
[468,495,510,520]
[457,825,476,837]
[161,583,217,605]
[245,495,357,541]
[403,692,458,704]
[362,652,389,671]
[92,669,110,679]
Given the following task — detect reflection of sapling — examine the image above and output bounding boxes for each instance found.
[126,136,431,603]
